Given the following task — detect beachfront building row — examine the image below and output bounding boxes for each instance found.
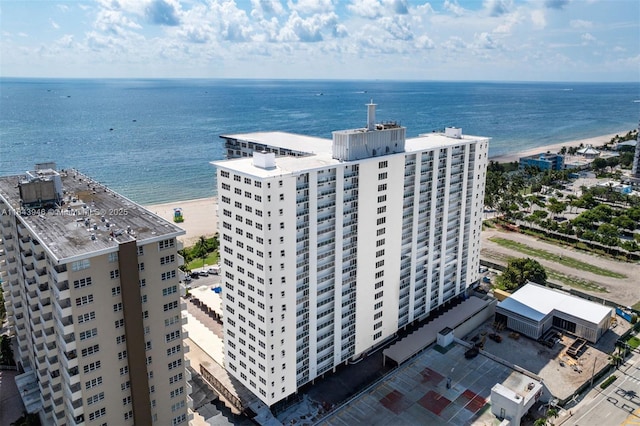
[213,103,489,406]
[0,164,191,426]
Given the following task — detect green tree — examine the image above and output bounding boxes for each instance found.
[496,258,547,290]
[547,198,566,218]
[592,157,608,173]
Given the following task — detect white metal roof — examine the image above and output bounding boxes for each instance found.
[497,283,613,325]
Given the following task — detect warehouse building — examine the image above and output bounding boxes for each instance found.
[495,283,613,343]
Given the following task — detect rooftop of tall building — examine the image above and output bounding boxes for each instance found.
[0,168,184,262]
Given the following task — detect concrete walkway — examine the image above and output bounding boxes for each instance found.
[481,227,640,305]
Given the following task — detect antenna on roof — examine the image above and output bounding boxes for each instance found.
[367,100,376,131]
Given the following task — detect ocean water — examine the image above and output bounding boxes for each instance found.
[1,79,638,204]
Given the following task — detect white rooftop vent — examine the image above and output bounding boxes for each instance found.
[253,151,276,169]
[445,127,462,139]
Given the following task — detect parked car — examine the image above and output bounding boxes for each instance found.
[198,271,208,277]
[207,267,219,275]
[184,275,192,282]
[190,272,200,279]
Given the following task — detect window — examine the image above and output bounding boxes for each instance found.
[111,286,121,296]
[110,269,120,279]
[138,262,145,271]
[78,312,96,324]
[113,302,123,312]
[163,300,178,312]
[165,330,181,343]
[79,328,97,341]
[75,295,94,306]
[172,400,186,412]
[114,319,125,329]
[170,386,185,398]
[377,184,387,191]
[379,160,388,168]
[124,410,133,421]
[86,392,104,406]
[82,344,100,357]
[120,366,129,376]
[376,217,386,225]
[71,259,90,271]
[142,310,149,319]
[167,344,181,356]
[159,238,175,250]
[377,195,387,203]
[162,285,178,296]
[139,278,146,287]
[83,360,101,373]
[123,395,132,405]
[169,373,183,385]
[118,350,127,360]
[377,206,386,214]
[109,252,118,263]
[168,359,182,370]
[374,331,382,340]
[161,270,177,281]
[137,246,144,256]
[88,407,106,422]
[172,414,187,426]
[73,277,92,289]
[378,172,387,180]
[221,170,229,178]
[116,335,126,344]
[85,376,103,390]
[121,381,131,391]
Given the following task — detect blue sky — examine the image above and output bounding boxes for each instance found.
[1,0,638,81]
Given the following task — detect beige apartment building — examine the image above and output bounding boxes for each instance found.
[0,163,191,426]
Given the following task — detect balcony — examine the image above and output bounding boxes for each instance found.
[33,330,45,347]
[55,298,72,319]
[56,316,74,337]
[51,264,68,283]
[54,280,70,301]
[64,385,83,412]
[58,332,76,353]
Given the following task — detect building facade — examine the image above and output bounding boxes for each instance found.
[0,165,191,426]
[518,153,564,171]
[213,104,489,406]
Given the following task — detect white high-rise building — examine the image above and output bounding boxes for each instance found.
[213,104,489,406]
[0,165,191,426]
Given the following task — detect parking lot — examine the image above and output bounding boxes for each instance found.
[466,315,630,401]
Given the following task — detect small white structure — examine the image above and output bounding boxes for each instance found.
[436,327,454,347]
[491,378,543,426]
[495,283,613,343]
[577,144,600,158]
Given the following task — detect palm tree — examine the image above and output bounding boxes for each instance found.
[195,236,208,269]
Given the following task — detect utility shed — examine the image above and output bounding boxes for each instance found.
[495,283,613,343]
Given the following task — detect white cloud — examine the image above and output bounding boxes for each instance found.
[287,0,335,15]
[484,0,513,17]
[348,0,384,19]
[50,19,60,30]
[531,10,546,29]
[474,32,499,49]
[581,32,596,43]
[415,34,435,49]
[570,19,592,29]
[443,0,466,17]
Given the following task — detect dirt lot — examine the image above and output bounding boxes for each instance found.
[481,227,640,306]
[464,316,631,401]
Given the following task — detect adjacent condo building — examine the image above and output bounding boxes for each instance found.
[0,164,191,426]
[213,104,489,406]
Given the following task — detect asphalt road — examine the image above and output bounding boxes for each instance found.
[568,349,640,426]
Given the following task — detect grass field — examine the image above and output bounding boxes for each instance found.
[186,252,219,270]
[482,249,608,293]
[488,237,626,279]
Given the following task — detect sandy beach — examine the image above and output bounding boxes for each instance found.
[489,132,621,163]
[145,197,218,247]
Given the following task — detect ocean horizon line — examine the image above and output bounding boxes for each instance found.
[1,76,637,85]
